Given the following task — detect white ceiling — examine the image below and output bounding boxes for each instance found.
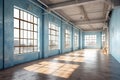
[40,0,112,31]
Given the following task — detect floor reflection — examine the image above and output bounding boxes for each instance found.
[0,49,120,80]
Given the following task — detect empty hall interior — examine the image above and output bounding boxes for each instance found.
[0,0,120,80]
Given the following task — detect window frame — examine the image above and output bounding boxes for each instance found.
[48,22,59,50]
[64,27,71,48]
[74,33,79,47]
[102,34,105,46]
[14,7,39,54]
[84,35,97,47]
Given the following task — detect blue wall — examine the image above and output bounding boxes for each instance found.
[4,0,43,68]
[73,28,80,50]
[0,0,3,69]
[82,31,102,49]
[109,6,120,63]
[0,0,82,69]
[43,13,61,57]
[61,22,73,53]
[43,13,81,57]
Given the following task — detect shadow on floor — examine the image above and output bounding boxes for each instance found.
[0,50,120,80]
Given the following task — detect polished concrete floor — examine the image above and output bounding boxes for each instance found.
[0,49,120,80]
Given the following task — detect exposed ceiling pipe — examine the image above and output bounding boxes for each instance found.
[37,0,82,30]
[37,0,48,8]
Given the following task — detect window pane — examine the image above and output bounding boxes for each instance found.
[20,47,24,53]
[28,14,31,22]
[49,22,59,50]
[14,7,39,54]
[14,39,19,46]
[20,39,24,46]
[14,19,19,28]
[24,39,27,46]
[28,31,31,39]
[24,22,27,30]
[14,8,19,18]
[24,12,27,20]
[20,21,24,29]
[34,25,37,31]
[34,47,38,52]
[34,40,37,46]
[24,30,27,38]
[34,17,37,24]
[30,24,33,30]
[30,15,33,22]
[20,10,24,19]
[14,47,19,54]
[14,29,19,38]
[28,40,33,46]
[30,32,33,39]
[20,30,24,38]
[34,32,37,39]
[84,35,96,46]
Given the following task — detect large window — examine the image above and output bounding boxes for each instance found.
[49,22,59,50]
[65,27,71,48]
[85,35,96,46]
[14,8,39,54]
[102,34,105,46]
[74,33,79,47]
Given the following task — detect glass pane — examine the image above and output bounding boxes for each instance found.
[28,23,30,30]
[51,30,55,35]
[28,40,33,46]
[20,47,24,53]
[14,47,19,54]
[30,15,33,22]
[20,21,24,29]
[28,47,32,52]
[24,39,27,46]
[24,30,27,38]
[14,29,19,38]
[34,17,37,24]
[34,40,37,46]
[28,14,31,22]
[24,22,27,30]
[30,24,33,30]
[34,47,38,52]
[20,39,24,46]
[20,30,24,38]
[28,31,31,39]
[49,35,50,40]
[14,39,19,46]
[24,47,28,53]
[34,25,37,31]
[14,8,19,18]
[30,32,33,39]
[24,12,27,20]
[34,32,37,39]
[20,10,24,19]
[14,19,19,28]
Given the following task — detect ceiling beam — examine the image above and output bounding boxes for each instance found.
[103,3,109,19]
[79,5,94,28]
[49,0,106,10]
[75,19,106,25]
[56,9,72,21]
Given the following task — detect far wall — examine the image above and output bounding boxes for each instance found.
[82,31,102,49]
